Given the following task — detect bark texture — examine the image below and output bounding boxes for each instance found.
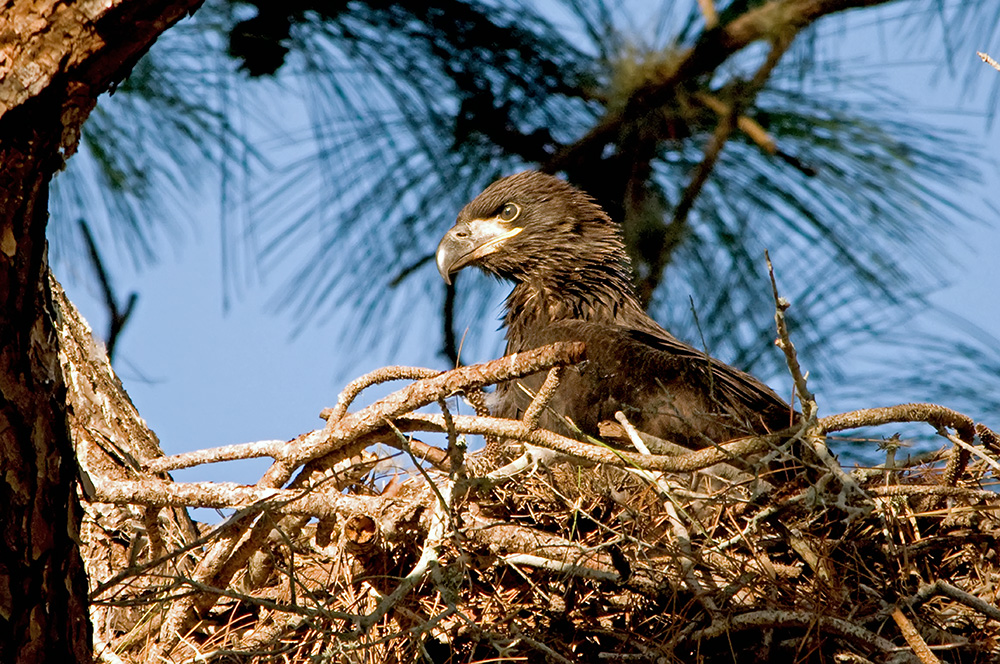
[0,0,202,660]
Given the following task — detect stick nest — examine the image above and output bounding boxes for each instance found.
[75,345,999,664]
[57,273,999,664]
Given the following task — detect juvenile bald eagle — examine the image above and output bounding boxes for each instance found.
[436,171,793,449]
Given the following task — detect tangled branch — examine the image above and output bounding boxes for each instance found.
[55,273,1000,663]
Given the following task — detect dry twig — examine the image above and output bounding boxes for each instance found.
[979,51,1000,72]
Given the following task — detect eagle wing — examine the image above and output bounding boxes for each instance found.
[495,319,794,449]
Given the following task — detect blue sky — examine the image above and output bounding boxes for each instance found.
[57,2,1000,491]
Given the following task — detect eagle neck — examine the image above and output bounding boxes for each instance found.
[502,268,643,352]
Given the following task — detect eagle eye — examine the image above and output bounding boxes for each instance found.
[498,203,520,222]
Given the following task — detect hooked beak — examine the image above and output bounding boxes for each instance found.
[435,219,523,285]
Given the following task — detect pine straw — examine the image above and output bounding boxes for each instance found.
[86,399,1000,664]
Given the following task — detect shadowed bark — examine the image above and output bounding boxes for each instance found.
[0,0,202,660]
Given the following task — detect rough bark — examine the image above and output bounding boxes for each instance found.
[51,276,202,659]
[0,0,202,661]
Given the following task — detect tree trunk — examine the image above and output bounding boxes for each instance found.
[0,111,92,664]
[0,1,202,660]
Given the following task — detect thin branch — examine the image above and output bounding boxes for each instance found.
[171,577,352,620]
[387,419,451,523]
[767,250,816,419]
[891,606,940,664]
[91,498,310,598]
[819,403,977,438]
[289,342,586,478]
[908,580,1000,623]
[694,91,777,155]
[944,433,1000,475]
[616,409,718,614]
[394,412,781,473]
[388,252,433,287]
[521,366,563,431]
[683,610,906,657]
[503,554,619,582]
[324,366,441,424]
[134,403,996,512]
[145,439,287,473]
[978,51,1000,72]
[79,218,138,362]
[464,515,631,586]
[766,251,868,502]
[511,627,576,664]
[869,485,998,501]
[977,422,1000,454]
[88,477,385,519]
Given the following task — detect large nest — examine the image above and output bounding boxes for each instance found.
[55,279,1000,664]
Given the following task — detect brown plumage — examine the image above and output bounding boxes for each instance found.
[435,171,793,449]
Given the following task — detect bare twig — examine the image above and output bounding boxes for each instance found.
[819,404,976,438]
[940,440,972,489]
[869,484,999,501]
[943,433,1000,475]
[683,610,910,659]
[521,366,563,431]
[79,218,138,362]
[145,439,286,473]
[170,577,352,620]
[766,251,815,419]
[484,445,564,483]
[386,419,452,527]
[324,366,441,424]
[767,252,869,504]
[436,398,467,484]
[91,502,281,598]
[395,412,782,473]
[891,606,941,664]
[511,627,576,664]
[277,342,586,483]
[908,580,1000,622]
[503,554,618,581]
[819,403,988,490]
[465,515,601,562]
[694,91,776,154]
[977,422,1000,454]
[979,51,1000,72]
[87,477,386,518]
[615,411,653,456]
